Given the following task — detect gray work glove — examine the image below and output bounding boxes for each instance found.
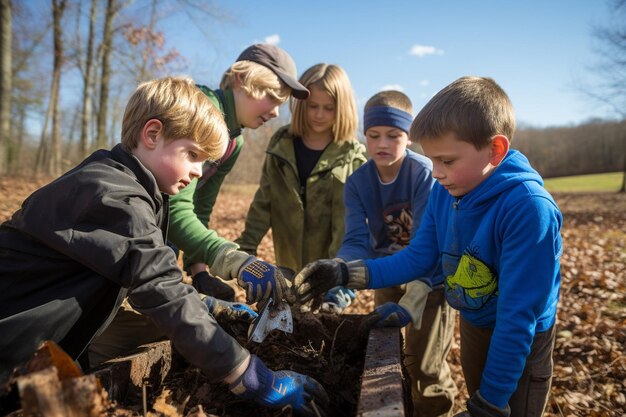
[294,259,369,307]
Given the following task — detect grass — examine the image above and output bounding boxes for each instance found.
[221,173,626,194]
[543,172,624,192]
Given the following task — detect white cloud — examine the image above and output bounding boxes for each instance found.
[380,84,404,92]
[419,80,430,87]
[409,44,444,57]
[264,34,281,45]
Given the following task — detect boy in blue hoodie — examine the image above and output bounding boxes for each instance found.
[295,76,562,417]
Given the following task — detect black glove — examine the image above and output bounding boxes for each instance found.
[230,355,329,416]
[192,271,235,301]
[453,391,511,417]
[294,259,349,305]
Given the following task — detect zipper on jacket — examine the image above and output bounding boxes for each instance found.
[299,185,306,208]
[453,198,461,209]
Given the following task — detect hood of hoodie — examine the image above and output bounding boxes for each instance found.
[456,149,543,208]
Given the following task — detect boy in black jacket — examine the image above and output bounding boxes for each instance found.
[0,76,327,417]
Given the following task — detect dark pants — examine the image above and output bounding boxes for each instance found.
[460,317,555,417]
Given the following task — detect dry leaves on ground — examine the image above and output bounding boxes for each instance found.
[1,178,624,416]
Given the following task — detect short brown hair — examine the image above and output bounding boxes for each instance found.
[220,61,291,103]
[410,76,515,149]
[121,76,228,162]
[365,90,413,114]
[289,63,358,142]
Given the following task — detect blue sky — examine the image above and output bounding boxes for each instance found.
[158,0,616,128]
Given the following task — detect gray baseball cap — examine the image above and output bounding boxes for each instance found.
[236,44,310,99]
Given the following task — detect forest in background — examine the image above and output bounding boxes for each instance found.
[0,0,625,187]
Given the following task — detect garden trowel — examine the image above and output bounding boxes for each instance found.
[248,297,293,343]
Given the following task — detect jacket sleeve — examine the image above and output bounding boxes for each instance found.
[233,153,273,256]
[167,140,243,270]
[478,195,562,408]
[336,173,371,261]
[20,173,249,382]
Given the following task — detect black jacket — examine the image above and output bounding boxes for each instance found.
[0,145,248,385]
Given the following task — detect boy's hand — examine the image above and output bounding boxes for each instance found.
[361,302,412,329]
[453,391,511,417]
[204,296,258,325]
[320,286,356,313]
[237,259,294,305]
[230,355,329,416]
[294,259,349,305]
[192,271,235,301]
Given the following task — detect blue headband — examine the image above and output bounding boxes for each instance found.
[363,106,413,134]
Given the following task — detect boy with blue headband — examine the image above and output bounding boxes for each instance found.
[295,77,562,417]
[324,90,457,416]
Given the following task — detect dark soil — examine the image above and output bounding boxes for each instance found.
[113,310,369,417]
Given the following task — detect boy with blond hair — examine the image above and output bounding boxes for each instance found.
[328,90,457,417]
[168,44,309,301]
[295,76,562,417]
[89,43,302,365]
[0,76,328,416]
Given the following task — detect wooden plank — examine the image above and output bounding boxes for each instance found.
[357,327,405,417]
[17,366,65,417]
[88,340,176,403]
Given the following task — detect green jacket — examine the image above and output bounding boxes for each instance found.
[168,87,242,272]
[235,125,367,273]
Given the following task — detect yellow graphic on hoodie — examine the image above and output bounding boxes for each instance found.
[445,252,497,310]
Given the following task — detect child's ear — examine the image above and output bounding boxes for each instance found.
[489,135,509,166]
[141,119,163,149]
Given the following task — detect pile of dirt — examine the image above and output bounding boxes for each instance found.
[108,310,368,417]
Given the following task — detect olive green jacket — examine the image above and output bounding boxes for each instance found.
[235,125,367,273]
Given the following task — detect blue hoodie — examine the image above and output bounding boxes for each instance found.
[365,149,562,408]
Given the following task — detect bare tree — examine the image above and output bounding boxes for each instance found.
[0,0,11,174]
[589,0,626,191]
[79,0,97,158]
[35,0,66,176]
[96,0,117,150]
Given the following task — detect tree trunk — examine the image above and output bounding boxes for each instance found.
[0,0,12,174]
[49,0,66,177]
[79,0,97,158]
[96,0,115,150]
[619,133,626,193]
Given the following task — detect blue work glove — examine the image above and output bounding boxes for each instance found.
[362,302,412,328]
[192,271,235,301]
[320,286,356,313]
[230,355,329,416]
[204,296,258,325]
[453,391,511,417]
[237,259,294,305]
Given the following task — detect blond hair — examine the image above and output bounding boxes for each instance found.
[365,90,413,114]
[220,61,291,103]
[410,76,515,150]
[289,63,358,142]
[121,76,228,162]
